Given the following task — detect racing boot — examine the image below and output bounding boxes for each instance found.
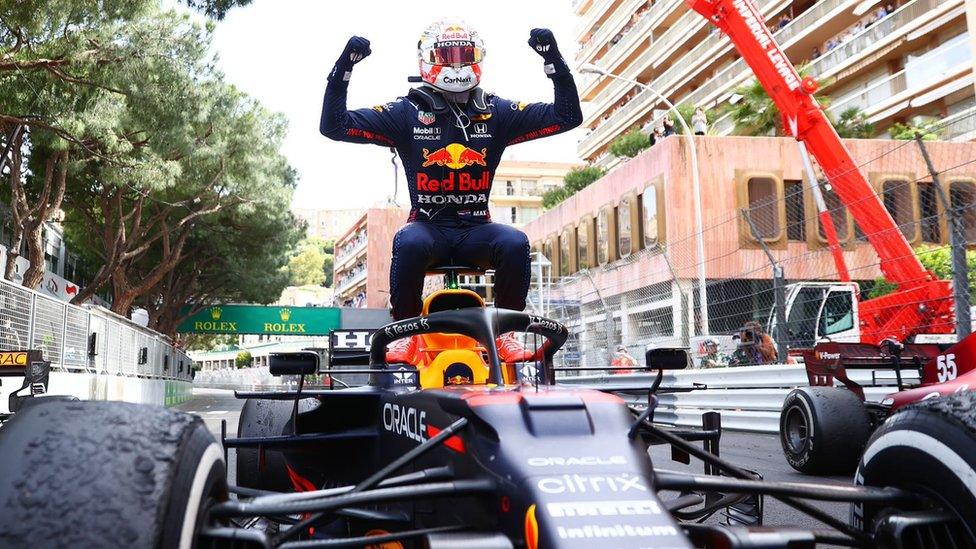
[385,335,420,364]
[495,332,534,363]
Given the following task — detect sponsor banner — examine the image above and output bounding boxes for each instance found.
[177,305,341,335]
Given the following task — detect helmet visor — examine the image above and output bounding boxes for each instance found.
[424,43,484,66]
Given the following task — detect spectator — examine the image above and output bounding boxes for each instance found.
[650,124,665,145]
[884,2,894,14]
[728,321,777,365]
[700,339,727,368]
[611,345,637,374]
[692,106,708,135]
[811,46,821,59]
[875,5,887,19]
[662,115,676,137]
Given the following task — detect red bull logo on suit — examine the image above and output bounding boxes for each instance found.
[421,143,488,169]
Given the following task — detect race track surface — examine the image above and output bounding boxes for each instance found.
[179,387,851,535]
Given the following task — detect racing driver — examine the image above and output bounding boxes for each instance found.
[320,20,582,362]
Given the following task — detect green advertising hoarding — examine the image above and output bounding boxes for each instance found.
[177,305,341,335]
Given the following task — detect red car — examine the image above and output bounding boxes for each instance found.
[780,331,976,474]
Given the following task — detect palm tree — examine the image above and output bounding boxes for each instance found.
[723,67,831,136]
[834,107,875,138]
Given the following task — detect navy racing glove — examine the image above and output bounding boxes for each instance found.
[329,36,371,83]
[528,28,569,77]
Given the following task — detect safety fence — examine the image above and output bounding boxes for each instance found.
[559,364,919,433]
[532,113,976,369]
[0,275,193,408]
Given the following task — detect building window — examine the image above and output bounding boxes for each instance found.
[818,189,852,242]
[560,227,575,276]
[510,207,517,223]
[578,220,590,270]
[950,180,976,244]
[618,195,633,257]
[784,180,806,241]
[917,181,941,243]
[520,207,540,224]
[597,206,615,265]
[505,180,515,195]
[642,183,659,248]
[745,177,780,240]
[543,236,555,269]
[882,179,916,241]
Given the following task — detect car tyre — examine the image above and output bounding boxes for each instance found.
[0,399,226,549]
[779,386,871,475]
[853,391,976,544]
[236,397,315,492]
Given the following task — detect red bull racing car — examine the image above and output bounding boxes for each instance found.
[0,285,974,548]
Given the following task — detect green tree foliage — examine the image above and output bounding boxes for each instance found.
[868,247,976,301]
[609,127,651,158]
[2,3,299,334]
[235,350,252,369]
[835,107,875,138]
[724,69,831,136]
[183,334,237,352]
[888,117,941,140]
[287,238,328,286]
[541,166,605,209]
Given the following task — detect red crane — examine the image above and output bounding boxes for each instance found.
[686,0,955,343]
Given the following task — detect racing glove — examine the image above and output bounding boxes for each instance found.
[528,28,570,78]
[328,36,371,84]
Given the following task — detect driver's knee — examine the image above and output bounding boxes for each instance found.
[393,223,437,261]
[490,226,530,264]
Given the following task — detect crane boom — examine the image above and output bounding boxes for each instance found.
[686,0,955,342]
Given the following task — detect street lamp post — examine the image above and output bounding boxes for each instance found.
[579,64,710,336]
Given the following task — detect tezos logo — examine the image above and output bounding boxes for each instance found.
[384,318,430,338]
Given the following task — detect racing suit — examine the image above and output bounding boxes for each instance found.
[320,39,582,320]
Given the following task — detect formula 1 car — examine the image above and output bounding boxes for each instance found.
[0,273,973,548]
[779,332,976,475]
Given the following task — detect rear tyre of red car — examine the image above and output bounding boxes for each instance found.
[779,386,871,475]
[0,399,227,549]
[853,392,976,545]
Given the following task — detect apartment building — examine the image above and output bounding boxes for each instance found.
[333,208,410,309]
[574,0,975,168]
[490,160,583,226]
[522,136,975,355]
[292,207,365,242]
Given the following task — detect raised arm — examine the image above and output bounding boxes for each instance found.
[320,36,401,147]
[499,29,583,145]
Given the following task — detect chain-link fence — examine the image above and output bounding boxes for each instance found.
[535,113,976,369]
[0,276,193,381]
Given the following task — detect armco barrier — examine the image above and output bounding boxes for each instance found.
[0,276,193,411]
[558,364,917,433]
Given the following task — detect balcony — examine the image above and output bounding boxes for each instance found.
[581,0,781,130]
[335,267,367,296]
[578,0,648,65]
[680,0,957,111]
[335,235,367,270]
[577,0,956,159]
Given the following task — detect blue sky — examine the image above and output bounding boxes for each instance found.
[207,0,585,209]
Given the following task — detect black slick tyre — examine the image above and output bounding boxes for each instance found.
[0,399,226,549]
[236,397,315,492]
[852,392,976,545]
[779,386,871,475]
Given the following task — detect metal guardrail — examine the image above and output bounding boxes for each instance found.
[0,276,193,381]
[559,363,918,433]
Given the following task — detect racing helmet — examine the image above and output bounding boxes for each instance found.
[418,19,485,93]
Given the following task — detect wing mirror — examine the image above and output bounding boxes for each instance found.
[270,351,320,376]
[645,347,690,370]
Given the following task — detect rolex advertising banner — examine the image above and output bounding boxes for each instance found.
[177,305,341,335]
